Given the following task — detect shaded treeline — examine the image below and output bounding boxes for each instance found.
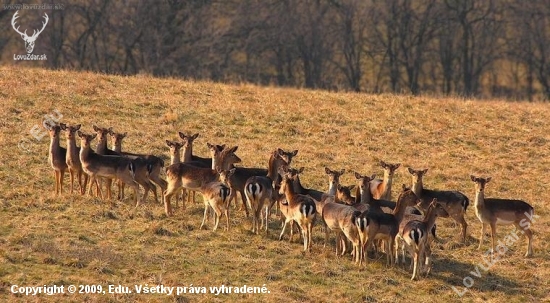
[2,0,550,100]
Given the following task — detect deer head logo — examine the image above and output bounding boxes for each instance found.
[11,10,49,54]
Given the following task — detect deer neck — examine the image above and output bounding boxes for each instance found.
[412,179,423,196]
[360,185,373,205]
[267,155,284,184]
[170,150,181,165]
[96,137,108,154]
[327,179,338,196]
[282,181,298,206]
[392,194,408,223]
[424,208,438,231]
[79,143,92,161]
[382,171,393,195]
[66,136,78,157]
[113,142,122,153]
[182,145,193,162]
[474,190,485,208]
[292,175,307,194]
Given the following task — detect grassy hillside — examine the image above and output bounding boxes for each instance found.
[0,67,549,302]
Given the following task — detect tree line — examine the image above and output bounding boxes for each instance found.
[2,0,550,100]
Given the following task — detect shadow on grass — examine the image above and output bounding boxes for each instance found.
[429,256,522,296]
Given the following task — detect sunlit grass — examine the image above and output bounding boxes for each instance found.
[0,66,549,302]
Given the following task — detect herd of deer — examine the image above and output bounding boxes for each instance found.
[45,123,536,280]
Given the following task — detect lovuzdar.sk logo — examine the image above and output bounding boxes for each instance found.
[11,10,48,60]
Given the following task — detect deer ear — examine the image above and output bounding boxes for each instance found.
[298,167,305,174]
[422,169,428,174]
[75,124,81,130]
[354,172,362,179]
[325,167,331,174]
[370,174,376,180]
[77,131,83,137]
[395,163,401,169]
[470,175,476,182]
[486,177,492,183]
[380,160,386,167]
[291,149,298,156]
[166,140,172,147]
[91,134,97,139]
[122,132,127,138]
[339,169,346,175]
[93,125,99,132]
[191,133,199,140]
[178,132,186,139]
[408,167,414,174]
[402,184,407,191]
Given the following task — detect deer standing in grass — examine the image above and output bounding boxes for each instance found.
[46,123,67,195]
[408,168,469,242]
[243,150,294,235]
[61,124,88,195]
[401,199,444,280]
[370,161,400,200]
[110,130,166,204]
[278,167,317,252]
[78,131,143,206]
[198,169,234,231]
[178,132,213,204]
[355,187,420,266]
[163,146,241,216]
[470,175,535,257]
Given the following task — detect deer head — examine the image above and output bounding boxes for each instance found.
[12,11,49,54]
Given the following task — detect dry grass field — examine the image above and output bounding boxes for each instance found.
[0,67,549,302]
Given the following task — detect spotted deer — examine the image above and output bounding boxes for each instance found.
[60,124,88,195]
[470,175,534,257]
[46,123,67,195]
[408,168,469,242]
[370,161,400,200]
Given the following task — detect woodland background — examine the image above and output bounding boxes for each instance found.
[2,0,550,100]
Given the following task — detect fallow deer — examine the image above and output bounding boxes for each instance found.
[354,188,420,266]
[46,123,67,195]
[470,175,534,257]
[408,168,469,242]
[163,146,241,216]
[178,132,213,204]
[278,167,317,252]
[370,161,400,200]
[60,124,88,195]
[401,199,444,280]
[110,130,166,204]
[78,131,143,206]
[198,169,234,231]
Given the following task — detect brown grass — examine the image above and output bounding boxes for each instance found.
[0,66,549,302]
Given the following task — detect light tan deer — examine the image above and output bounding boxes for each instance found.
[470,175,535,257]
[199,169,234,231]
[408,168,469,242]
[60,124,88,195]
[321,200,362,263]
[370,161,400,200]
[401,199,443,280]
[92,125,118,196]
[110,130,166,204]
[46,123,67,195]
[278,167,317,252]
[163,146,241,216]
[78,131,143,206]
